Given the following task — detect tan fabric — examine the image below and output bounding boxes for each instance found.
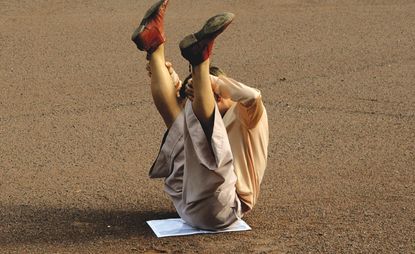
[223,97,268,212]
[211,75,261,106]
[149,101,241,230]
[212,75,269,212]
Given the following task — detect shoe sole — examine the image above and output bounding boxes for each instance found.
[179,12,235,50]
[131,0,166,42]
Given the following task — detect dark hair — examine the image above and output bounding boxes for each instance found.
[179,66,226,99]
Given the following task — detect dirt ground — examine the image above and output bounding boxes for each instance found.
[1,0,414,253]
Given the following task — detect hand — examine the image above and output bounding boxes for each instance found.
[184,76,226,102]
[165,61,182,92]
[146,61,183,97]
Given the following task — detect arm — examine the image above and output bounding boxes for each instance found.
[210,75,261,107]
[211,75,264,128]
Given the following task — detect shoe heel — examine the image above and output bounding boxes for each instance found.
[203,12,235,35]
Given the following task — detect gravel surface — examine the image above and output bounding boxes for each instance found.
[1,0,414,253]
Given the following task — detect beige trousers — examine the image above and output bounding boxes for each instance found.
[149,101,242,230]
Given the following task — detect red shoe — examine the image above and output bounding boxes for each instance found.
[131,0,169,58]
[179,12,235,66]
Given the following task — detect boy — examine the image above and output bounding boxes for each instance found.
[132,0,268,230]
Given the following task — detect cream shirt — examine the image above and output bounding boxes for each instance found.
[216,76,269,213]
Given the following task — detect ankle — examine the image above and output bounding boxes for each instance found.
[149,44,165,61]
[192,59,210,72]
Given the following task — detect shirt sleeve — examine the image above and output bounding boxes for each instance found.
[237,96,265,129]
[212,75,264,129]
[212,75,261,105]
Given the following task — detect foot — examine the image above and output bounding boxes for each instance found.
[179,12,235,66]
[131,0,169,58]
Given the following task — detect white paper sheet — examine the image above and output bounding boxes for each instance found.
[146,218,251,238]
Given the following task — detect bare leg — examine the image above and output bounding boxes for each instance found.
[179,13,235,138]
[191,59,215,139]
[149,44,182,128]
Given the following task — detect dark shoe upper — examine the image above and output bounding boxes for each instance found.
[179,12,235,66]
[131,0,169,54]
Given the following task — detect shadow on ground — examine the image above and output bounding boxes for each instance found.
[0,205,177,245]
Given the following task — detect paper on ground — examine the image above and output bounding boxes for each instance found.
[146,218,251,238]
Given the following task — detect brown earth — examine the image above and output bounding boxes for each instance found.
[1,0,414,253]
